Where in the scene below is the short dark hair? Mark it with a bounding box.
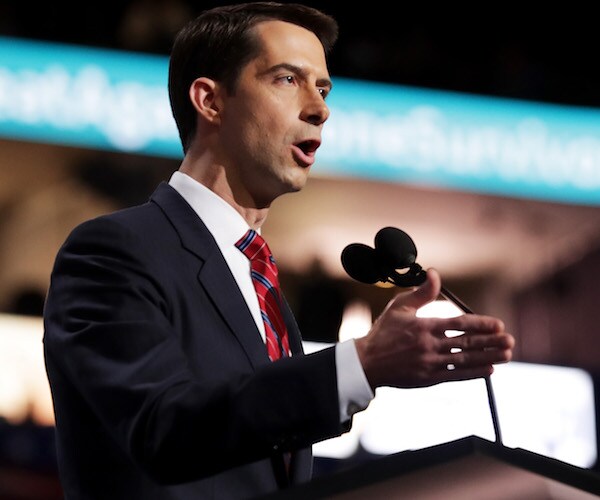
[168,2,339,153]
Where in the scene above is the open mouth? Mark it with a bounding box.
[295,139,320,156]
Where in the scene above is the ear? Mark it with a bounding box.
[189,77,222,124]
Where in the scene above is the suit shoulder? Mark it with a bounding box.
[70,200,162,237]
[68,182,188,237]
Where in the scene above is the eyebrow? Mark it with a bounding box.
[267,63,333,91]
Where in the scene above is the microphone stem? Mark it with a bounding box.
[440,286,503,446]
[440,286,472,315]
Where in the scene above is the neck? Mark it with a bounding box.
[178,158,269,231]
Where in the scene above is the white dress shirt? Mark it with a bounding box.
[168,171,373,422]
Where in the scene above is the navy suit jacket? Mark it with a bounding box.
[43,182,347,499]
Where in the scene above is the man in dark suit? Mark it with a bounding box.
[43,3,515,499]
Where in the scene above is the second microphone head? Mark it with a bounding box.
[374,226,418,270]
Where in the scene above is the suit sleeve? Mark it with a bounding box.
[43,215,348,484]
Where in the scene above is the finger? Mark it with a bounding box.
[430,314,505,338]
[433,365,496,383]
[439,331,514,352]
[437,344,513,369]
[393,268,442,312]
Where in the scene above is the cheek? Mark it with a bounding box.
[225,97,293,156]
[222,111,259,153]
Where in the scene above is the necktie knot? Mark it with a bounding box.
[236,229,276,272]
[236,229,290,361]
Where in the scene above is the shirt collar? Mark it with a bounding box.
[168,171,251,249]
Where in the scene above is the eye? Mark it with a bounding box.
[318,87,330,100]
[277,75,296,85]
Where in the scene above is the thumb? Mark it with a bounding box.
[397,268,441,311]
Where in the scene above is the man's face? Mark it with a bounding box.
[218,20,332,208]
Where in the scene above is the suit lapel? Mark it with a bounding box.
[150,182,270,370]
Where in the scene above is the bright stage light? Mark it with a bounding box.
[304,339,597,468]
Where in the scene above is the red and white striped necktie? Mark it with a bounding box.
[235,229,290,361]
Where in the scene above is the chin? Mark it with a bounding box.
[286,179,307,195]
[269,168,310,199]
[290,168,311,190]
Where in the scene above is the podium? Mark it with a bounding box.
[262,436,600,499]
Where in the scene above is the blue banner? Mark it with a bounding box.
[1,36,599,206]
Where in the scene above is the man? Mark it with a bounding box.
[43,3,514,499]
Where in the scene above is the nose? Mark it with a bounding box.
[300,88,330,126]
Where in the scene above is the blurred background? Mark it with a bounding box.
[1,2,600,498]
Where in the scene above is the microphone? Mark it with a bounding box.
[341,243,388,284]
[341,227,503,445]
[341,227,427,288]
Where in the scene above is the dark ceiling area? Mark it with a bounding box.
[1,2,599,109]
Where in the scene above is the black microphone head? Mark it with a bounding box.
[374,226,417,269]
[341,243,388,284]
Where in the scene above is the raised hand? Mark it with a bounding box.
[354,268,515,390]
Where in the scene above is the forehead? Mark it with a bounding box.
[250,20,328,72]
